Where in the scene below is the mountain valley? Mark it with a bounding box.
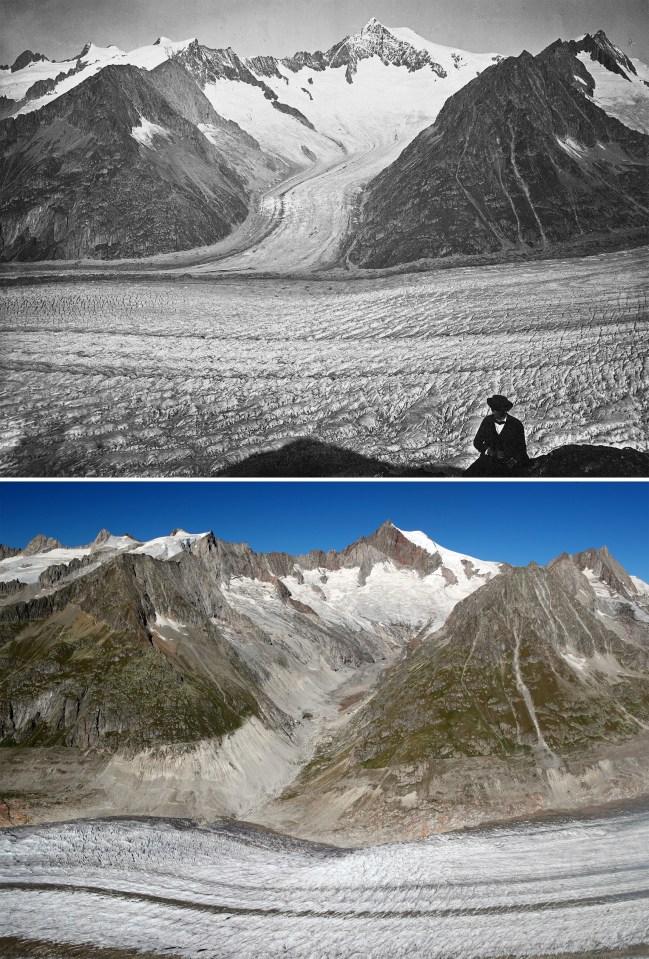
[1,521,648,844]
[1,20,648,268]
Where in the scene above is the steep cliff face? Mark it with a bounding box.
[345,37,649,267]
[0,61,280,260]
[0,552,266,749]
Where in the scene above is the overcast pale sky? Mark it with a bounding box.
[2,0,648,66]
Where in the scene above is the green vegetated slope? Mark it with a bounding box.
[0,553,261,748]
[352,565,649,770]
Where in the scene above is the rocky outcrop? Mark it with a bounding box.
[10,50,49,73]
[529,445,649,477]
[346,36,649,267]
[0,544,21,561]
[23,534,63,555]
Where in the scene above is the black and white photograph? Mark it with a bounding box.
[0,0,647,476]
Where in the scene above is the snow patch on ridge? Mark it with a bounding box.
[151,613,189,640]
[0,547,91,584]
[3,36,195,117]
[131,530,209,560]
[388,26,498,74]
[556,135,589,160]
[131,116,172,148]
[396,528,501,581]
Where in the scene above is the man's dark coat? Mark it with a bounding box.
[466,414,529,476]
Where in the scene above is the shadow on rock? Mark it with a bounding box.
[215,438,461,477]
[217,439,648,478]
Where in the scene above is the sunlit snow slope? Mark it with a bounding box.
[181,26,498,274]
[0,37,195,115]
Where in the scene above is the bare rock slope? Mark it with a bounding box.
[0,61,281,260]
[346,35,649,267]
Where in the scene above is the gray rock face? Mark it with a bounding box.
[11,50,49,73]
[569,545,640,599]
[0,60,281,260]
[0,544,21,561]
[23,535,63,556]
[346,36,649,267]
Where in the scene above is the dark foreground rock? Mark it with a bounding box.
[529,445,649,477]
[216,438,647,477]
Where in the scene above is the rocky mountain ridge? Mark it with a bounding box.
[0,19,492,261]
[346,35,649,267]
[0,522,647,839]
[3,21,646,265]
[266,552,649,842]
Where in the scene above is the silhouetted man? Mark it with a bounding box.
[465,395,529,476]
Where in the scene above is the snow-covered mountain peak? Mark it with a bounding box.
[131,529,210,560]
[396,527,502,581]
[360,17,389,35]
[77,41,125,63]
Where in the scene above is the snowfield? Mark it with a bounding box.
[1,247,646,475]
[1,807,648,958]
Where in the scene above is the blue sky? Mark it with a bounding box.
[3,0,648,67]
[1,481,647,579]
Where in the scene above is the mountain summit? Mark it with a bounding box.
[346,31,649,267]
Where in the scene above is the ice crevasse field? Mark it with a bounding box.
[1,805,649,958]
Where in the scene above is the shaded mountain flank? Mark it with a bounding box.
[345,35,649,268]
[1,525,648,840]
[0,59,283,260]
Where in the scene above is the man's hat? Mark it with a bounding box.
[487,394,513,412]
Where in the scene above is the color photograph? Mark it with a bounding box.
[2,0,649,956]
[1,480,649,956]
